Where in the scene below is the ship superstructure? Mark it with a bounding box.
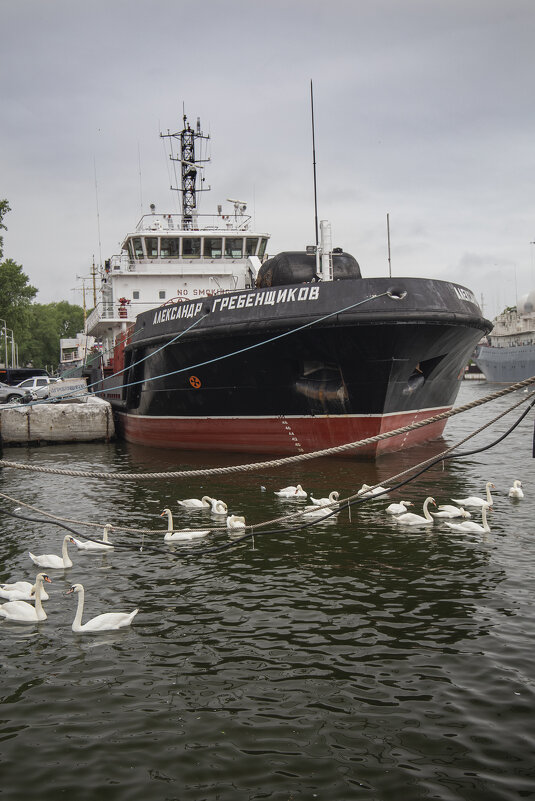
[82,114,269,377]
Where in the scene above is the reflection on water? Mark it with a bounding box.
[1,383,535,800]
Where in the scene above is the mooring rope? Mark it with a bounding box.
[1,375,534,480]
[0,386,533,545]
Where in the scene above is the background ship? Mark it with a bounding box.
[473,290,535,382]
[74,113,492,457]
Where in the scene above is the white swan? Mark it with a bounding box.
[310,491,340,507]
[161,508,210,541]
[452,482,495,508]
[0,578,50,601]
[358,483,390,498]
[444,506,491,533]
[177,495,213,510]
[67,583,138,633]
[395,497,436,526]
[385,500,413,515]
[210,499,228,515]
[508,480,524,499]
[274,484,307,499]
[227,514,246,530]
[0,573,51,622]
[29,535,76,568]
[432,505,472,519]
[72,524,114,551]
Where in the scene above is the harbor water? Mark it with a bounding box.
[1,381,534,801]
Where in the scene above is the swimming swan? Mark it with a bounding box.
[0,573,51,622]
[161,508,210,541]
[210,499,228,515]
[29,535,76,569]
[452,482,495,508]
[432,505,472,519]
[310,491,340,507]
[227,514,246,530]
[72,524,114,551]
[0,578,50,601]
[385,500,413,515]
[274,484,307,499]
[444,506,491,533]
[508,480,524,499]
[66,583,139,633]
[395,497,436,526]
[177,495,213,509]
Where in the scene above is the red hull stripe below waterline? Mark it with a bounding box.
[117,407,451,456]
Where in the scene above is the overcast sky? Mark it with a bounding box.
[1,0,534,320]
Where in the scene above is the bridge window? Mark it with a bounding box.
[246,237,258,256]
[160,237,178,258]
[183,238,201,258]
[258,238,268,258]
[159,290,166,300]
[145,237,158,258]
[132,237,144,259]
[205,237,222,258]
[133,291,140,300]
[225,237,243,258]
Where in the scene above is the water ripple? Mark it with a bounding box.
[1,384,535,799]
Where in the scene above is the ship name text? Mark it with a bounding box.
[152,286,321,325]
[212,285,320,313]
[453,286,477,305]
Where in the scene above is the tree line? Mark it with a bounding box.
[0,199,85,371]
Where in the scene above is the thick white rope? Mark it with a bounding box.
[0,385,533,539]
[1,375,534,480]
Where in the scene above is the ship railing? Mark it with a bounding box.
[106,253,131,272]
[85,300,117,331]
[134,211,252,232]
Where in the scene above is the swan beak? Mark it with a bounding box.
[65,586,75,596]
[43,575,52,583]
[69,537,76,544]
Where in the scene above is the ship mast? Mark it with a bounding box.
[161,114,210,230]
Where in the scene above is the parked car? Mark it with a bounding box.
[15,376,61,399]
[0,381,30,403]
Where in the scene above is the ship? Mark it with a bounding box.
[79,113,492,457]
[473,292,535,382]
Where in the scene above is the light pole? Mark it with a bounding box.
[5,328,15,367]
[0,318,8,369]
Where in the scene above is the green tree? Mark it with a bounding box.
[0,199,10,258]
[0,200,38,364]
[0,201,85,369]
[25,302,85,370]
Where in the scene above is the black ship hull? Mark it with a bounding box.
[107,276,490,457]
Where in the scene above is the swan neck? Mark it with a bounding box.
[34,579,44,615]
[167,510,173,531]
[61,537,72,567]
[423,498,433,520]
[73,587,85,630]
